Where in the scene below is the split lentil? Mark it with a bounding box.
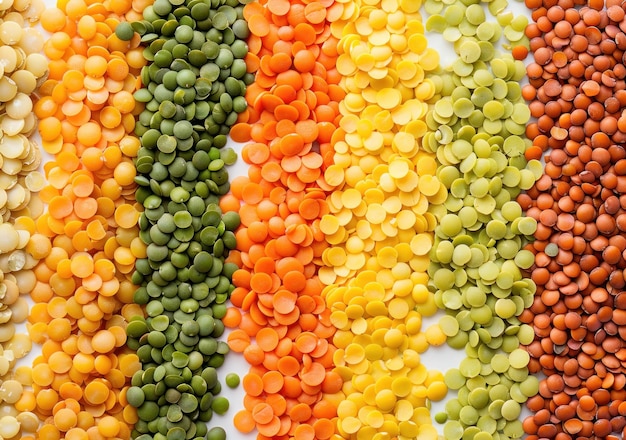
[19,0,626,438]
[424,0,541,437]
[0,0,50,437]
[224,0,348,437]
[29,0,147,436]
[0,0,47,220]
[319,0,449,439]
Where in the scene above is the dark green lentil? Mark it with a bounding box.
[116,21,135,41]
[121,0,250,437]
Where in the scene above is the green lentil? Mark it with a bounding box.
[116,21,135,41]
[210,396,230,415]
[122,0,250,437]
[435,412,448,424]
[425,0,537,435]
[225,373,240,388]
[207,427,227,440]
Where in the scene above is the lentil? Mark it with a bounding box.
[0,0,67,437]
[123,0,249,438]
[225,372,240,388]
[225,0,347,437]
[318,0,450,437]
[424,0,540,437]
[29,0,146,436]
[521,0,626,438]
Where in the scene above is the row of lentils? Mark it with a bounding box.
[521,0,626,438]
[27,0,149,437]
[320,0,450,438]
[220,0,350,436]
[423,0,543,438]
[117,0,250,438]
[0,0,49,438]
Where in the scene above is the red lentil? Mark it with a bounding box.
[227,0,347,437]
[522,0,626,438]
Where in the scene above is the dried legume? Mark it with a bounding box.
[29,0,146,436]
[224,0,348,438]
[122,0,249,438]
[424,0,540,437]
[319,0,449,439]
[0,0,49,436]
[521,0,626,438]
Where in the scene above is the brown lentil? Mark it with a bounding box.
[522,0,626,438]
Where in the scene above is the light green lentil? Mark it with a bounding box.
[435,412,448,424]
[225,373,240,388]
[427,0,537,435]
[544,242,559,257]
[500,400,521,421]
[444,420,464,440]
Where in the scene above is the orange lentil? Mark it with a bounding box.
[30,0,145,436]
[230,0,345,437]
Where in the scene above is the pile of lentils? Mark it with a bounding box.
[521,0,626,438]
[424,0,543,438]
[116,0,251,438]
